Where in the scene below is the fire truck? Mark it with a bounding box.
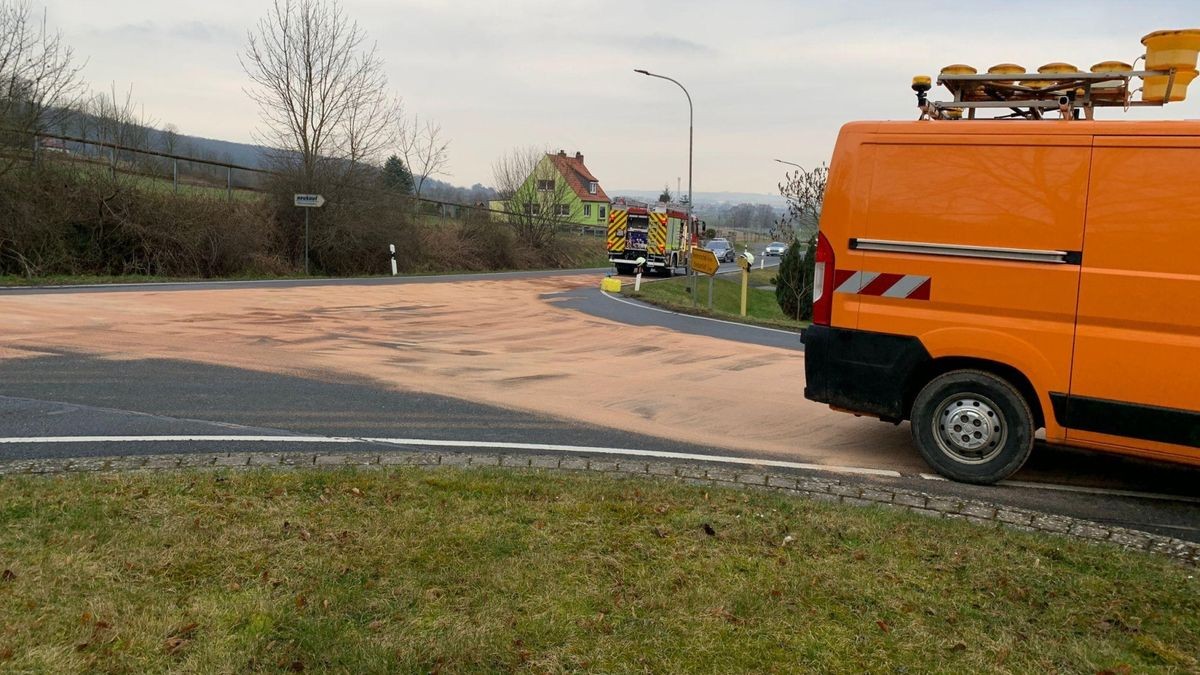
[606,198,699,275]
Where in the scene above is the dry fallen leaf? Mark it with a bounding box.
[0,569,15,582]
[876,620,891,633]
[164,636,189,655]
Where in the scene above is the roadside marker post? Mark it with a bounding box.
[389,244,397,276]
[633,256,646,292]
[738,252,755,317]
[294,194,326,275]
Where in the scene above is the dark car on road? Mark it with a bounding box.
[705,238,736,263]
[764,241,788,256]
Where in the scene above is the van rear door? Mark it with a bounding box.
[1063,137,1200,458]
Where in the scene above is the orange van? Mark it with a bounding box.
[802,120,1200,483]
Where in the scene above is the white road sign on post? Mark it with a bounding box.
[294,194,326,275]
[294,194,325,208]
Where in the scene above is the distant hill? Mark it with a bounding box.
[611,189,786,208]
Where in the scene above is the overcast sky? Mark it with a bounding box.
[39,0,1200,195]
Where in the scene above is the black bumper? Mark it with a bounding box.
[801,325,932,422]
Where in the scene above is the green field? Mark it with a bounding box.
[0,468,1195,672]
[623,268,806,330]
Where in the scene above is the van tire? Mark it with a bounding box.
[910,370,1034,484]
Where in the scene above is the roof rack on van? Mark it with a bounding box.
[913,29,1200,121]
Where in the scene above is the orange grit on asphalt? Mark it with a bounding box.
[0,274,923,471]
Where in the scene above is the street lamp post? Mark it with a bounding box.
[634,69,692,214]
[774,158,804,170]
[635,68,694,303]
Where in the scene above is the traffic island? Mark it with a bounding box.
[0,453,1197,672]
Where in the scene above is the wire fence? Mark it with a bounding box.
[9,128,779,244]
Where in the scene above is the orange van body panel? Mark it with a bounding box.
[817,119,1200,468]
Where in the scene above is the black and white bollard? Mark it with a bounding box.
[389,244,397,276]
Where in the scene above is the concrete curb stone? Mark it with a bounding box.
[1,449,1196,565]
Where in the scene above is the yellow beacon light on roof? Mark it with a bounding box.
[1142,29,1200,70]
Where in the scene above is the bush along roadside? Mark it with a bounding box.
[0,164,604,280]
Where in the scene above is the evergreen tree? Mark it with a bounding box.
[658,184,671,203]
[774,236,817,321]
[382,154,414,194]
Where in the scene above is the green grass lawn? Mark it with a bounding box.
[0,468,1195,672]
[624,270,806,331]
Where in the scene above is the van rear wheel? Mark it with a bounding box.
[910,370,1034,484]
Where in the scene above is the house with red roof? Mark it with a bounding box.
[490,150,611,227]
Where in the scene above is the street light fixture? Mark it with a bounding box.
[774,158,804,169]
[634,69,692,214]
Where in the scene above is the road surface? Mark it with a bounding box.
[2,266,1197,541]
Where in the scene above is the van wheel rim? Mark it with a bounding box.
[933,394,1007,465]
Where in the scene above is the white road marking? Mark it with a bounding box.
[599,291,802,337]
[361,438,898,476]
[4,435,1196,504]
[0,434,899,478]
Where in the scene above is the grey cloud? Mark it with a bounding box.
[609,32,718,56]
[86,20,239,44]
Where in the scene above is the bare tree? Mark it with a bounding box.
[775,162,829,320]
[0,0,84,171]
[493,147,575,249]
[240,0,392,189]
[395,106,449,200]
[777,161,828,240]
[161,123,180,155]
[86,83,155,173]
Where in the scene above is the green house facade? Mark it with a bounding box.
[491,150,610,226]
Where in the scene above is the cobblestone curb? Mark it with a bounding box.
[2,450,1196,565]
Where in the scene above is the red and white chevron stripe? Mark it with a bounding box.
[834,269,932,300]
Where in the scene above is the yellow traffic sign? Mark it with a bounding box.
[691,247,719,276]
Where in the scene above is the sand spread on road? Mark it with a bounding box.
[0,275,918,470]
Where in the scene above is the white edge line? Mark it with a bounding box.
[5,436,1197,503]
[0,434,900,478]
[599,290,802,337]
[361,437,900,477]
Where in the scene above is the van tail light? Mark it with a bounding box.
[812,231,836,326]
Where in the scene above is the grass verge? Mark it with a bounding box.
[0,468,1196,672]
[623,269,807,331]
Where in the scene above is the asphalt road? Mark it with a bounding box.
[2,349,1197,543]
[2,258,1198,542]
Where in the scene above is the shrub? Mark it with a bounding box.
[774,236,816,321]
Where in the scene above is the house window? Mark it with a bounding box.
[599,206,607,220]
[536,179,555,192]
[525,202,540,215]
[588,181,598,194]
[583,204,592,217]
[557,204,570,216]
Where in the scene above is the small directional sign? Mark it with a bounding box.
[294,193,326,208]
[690,247,720,276]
